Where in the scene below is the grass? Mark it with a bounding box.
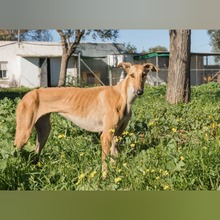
[0,83,220,190]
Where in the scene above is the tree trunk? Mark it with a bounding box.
[166,30,191,104]
[58,53,70,87]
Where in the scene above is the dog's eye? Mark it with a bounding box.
[130,73,135,78]
[142,73,147,78]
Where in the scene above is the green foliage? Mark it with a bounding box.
[148,45,168,53]
[0,83,220,190]
[207,30,220,63]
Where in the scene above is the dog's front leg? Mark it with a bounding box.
[100,131,112,177]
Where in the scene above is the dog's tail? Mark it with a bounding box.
[14,89,39,150]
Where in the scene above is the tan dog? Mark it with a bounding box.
[14,62,158,174]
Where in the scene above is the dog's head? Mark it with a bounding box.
[118,62,158,96]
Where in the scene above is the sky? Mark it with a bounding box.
[52,30,212,54]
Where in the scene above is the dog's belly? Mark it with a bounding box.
[59,113,103,132]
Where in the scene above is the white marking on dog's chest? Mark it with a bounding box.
[59,113,103,132]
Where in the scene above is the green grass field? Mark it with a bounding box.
[0,83,220,190]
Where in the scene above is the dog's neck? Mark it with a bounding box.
[115,76,136,112]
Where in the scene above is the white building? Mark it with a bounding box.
[0,41,132,88]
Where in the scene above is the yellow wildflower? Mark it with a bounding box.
[156,176,160,180]
[172,128,177,133]
[163,170,169,176]
[114,177,122,183]
[36,161,42,168]
[129,132,134,136]
[130,143,135,148]
[148,121,155,126]
[109,128,115,133]
[123,163,127,167]
[145,169,150,173]
[58,134,66,139]
[163,185,169,190]
[117,169,122,173]
[102,171,107,179]
[75,173,86,186]
[122,131,129,136]
[210,123,215,129]
[78,173,86,179]
[151,169,155,173]
[89,170,97,178]
[177,146,182,152]
[180,156,184,161]
[114,137,119,143]
[80,152,85,157]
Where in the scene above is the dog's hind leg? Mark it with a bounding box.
[34,113,51,156]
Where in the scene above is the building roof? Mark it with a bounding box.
[134,51,220,61]
[0,41,127,58]
[75,42,126,57]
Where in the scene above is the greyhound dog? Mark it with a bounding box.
[14,62,158,174]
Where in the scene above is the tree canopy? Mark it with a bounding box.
[207,30,220,62]
[0,30,52,41]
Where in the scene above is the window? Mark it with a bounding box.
[0,62,8,79]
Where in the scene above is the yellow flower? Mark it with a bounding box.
[117,169,122,173]
[210,123,215,129]
[122,131,129,136]
[172,128,177,133]
[156,176,160,180]
[129,132,134,136]
[109,128,115,133]
[130,143,135,148]
[102,171,107,179]
[177,146,182,152]
[78,173,86,179]
[89,170,97,178]
[151,169,155,173]
[163,185,169,190]
[145,169,150,173]
[180,156,184,161]
[208,115,212,119]
[148,121,155,126]
[36,161,42,168]
[114,177,122,183]
[75,173,86,186]
[80,152,85,157]
[163,170,169,176]
[58,134,66,139]
[123,163,127,167]
[114,137,119,143]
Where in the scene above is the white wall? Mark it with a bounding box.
[20,57,40,87]
[0,42,20,87]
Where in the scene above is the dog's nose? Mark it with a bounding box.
[137,89,144,96]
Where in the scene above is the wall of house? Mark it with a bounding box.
[0,42,21,87]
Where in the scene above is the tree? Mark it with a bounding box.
[148,45,168,52]
[124,42,137,53]
[207,30,220,63]
[0,29,52,41]
[56,29,119,86]
[166,30,191,104]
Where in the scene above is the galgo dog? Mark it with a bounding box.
[14,62,158,175]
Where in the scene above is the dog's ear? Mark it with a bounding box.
[118,62,132,72]
[143,63,159,72]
